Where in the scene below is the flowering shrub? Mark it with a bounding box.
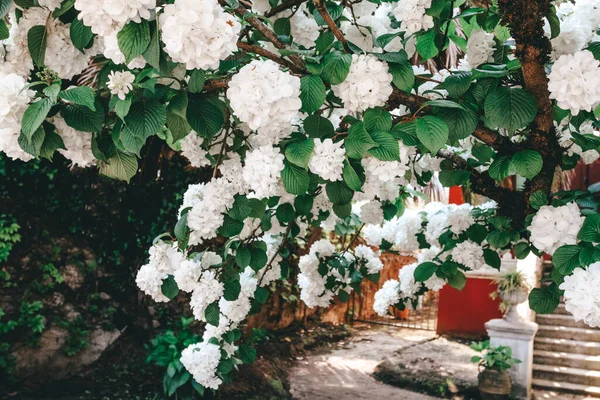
[2,0,600,393]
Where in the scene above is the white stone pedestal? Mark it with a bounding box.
[485,318,538,399]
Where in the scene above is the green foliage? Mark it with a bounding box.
[470,340,521,372]
[0,215,20,264]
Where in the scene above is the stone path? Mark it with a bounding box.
[288,324,438,400]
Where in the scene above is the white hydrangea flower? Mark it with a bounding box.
[393,211,423,251]
[201,251,223,268]
[74,0,155,37]
[373,279,400,316]
[392,0,434,36]
[557,120,600,164]
[148,240,185,275]
[332,54,393,113]
[447,204,475,235]
[160,0,240,70]
[174,259,203,293]
[527,202,584,254]
[363,157,404,182]
[308,139,345,181]
[179,183,205,215]
[136,263,169,302]
[363,224,384,247]
[53,115,96,168]
[399,262,421,297]
[360,201,384,225]
[38,0,62,11]
[560,262,600,328]
[227,60,301,143]
[107,71,135,100]
[467,29,495,68]
[190,270,224,321]
[572,0,600,31]
[180,342,223,390]
[180,132,210,168]
[242,145,285,199]
[290,5,320,48]
[0,73,35,162]
[550,16,591,60]
[450,240,485,270]
[354,244,383,274]
[219,296,251,323]
[548,50,600,115]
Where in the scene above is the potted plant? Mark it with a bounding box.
[470,340,521,399]
[491,271,530,322]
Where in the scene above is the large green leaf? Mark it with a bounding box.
[488,155,511,181]
[122,100,167,154]
[0,0,11,18]
[415,116,449,154]
[18,126,45,157]
[99,150,138,182]
[27,25,47,67]
[59,87,96,111]
[303,114,334,138]
[300,75,326,114]
[161,276,179,300]
[529,285,560,314]
[368,131,400,161]
[281,161,309,195]
[364,108,392,133]
[416,29,438,60]
[21,98,52,139]
[345,122,377,158]
[62,102,105,132]
[578,214,600,243]
[484,87,537,133]
[342,160,364,191]
[552,245,582,275]
[414,262,438,282]
[70,18,93,52]
[326,181,354,205]
[444,71,472,98]
[285,139,314,169]
[321,51,352,85]
[117,20,151,64]
[510,150,542,180]
[389,62,415,93]
[439,170,470,187]
[187,96,224,138]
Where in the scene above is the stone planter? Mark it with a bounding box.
[478,368,512,400]
[499,287,528,322]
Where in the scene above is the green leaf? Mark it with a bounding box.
[553,245,582,274]
[282,161,309,195]
[345,122,377,158]
[174,213,189,243]
[326,181,353,205]
[529,190,547,210]
[188,70,206,94]
[547,7,560,39]
[121,100,167,154]
[28,25,47,66]
[285,139,314,168]
[529,285,560,314]
[294,195,314,216]
[62,102,105,132]
[303,114,334,138]
[368,131,400,161]
[117,20,151,64]
[342,160,364,191]
[513,242,530,260]
[300,75,326,114]
[238,343,257,364]
[187,96,224,138]
[204,302,220,326]
[52,0,75,18]
[161,276,179,300]
[99,150,138,182]
[578,214,600,243]
[321,51,352,85]
[389,62,415,93]
[486,230,511,249]
[488,155,511,181]
[416,29,438,60]
[18,126,45,157]
[467,224,488,244]
[415,116,449,154]
[39,128,65,161]
[114,98,132,121]
[510,150,542,180]
[143,21,160,69]
[43,84,60,103]
[444,71,472,98]
[414,262,437,282]
[218,215,244,237]
[249,248,268,271]
[579,244,600,266]
[438,170,470,187]
[483,249,501,270]
[0,19,8,41]
[254,286,269,304]
[228,195,253,221]
[59,87,96,111]
[223,279,241,301]
[236,247,252,268]
[315,31,335,53]
[484,87,537,134]
[276,203,295,224]
[21,98,52,139]
[364,108,392,133]
[0,0,11,18]
[70,18,93,52]
[447,271,467,290]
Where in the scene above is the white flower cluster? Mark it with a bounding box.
[450,240,485,270]
[74,0,155,37]
[160,0,241,70]
[373,280,400,316]
[560,262,600,328]
[53,116,96,168]
[332,54,393,113]
[0,73,35,162]
[392,0,434,36]
[466,29,495,68]
[136,240,185,302]
[180,132,210,168]
[527,202,585,254]
[548,50,600,115]
[242,145,285,199]
[557,120,600,164]
[289,5,320,48]
[354,244,384,274]
[360,201,385,226]
[227,60,301,144]
[219,267,258,323]
[180,342,223,389]
[308,139,346,181]
[107,71,135,101]
[297,239,342,308]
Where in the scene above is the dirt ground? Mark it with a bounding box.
[288,323,439,400]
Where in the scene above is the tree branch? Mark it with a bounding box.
[266,0,307,17]
[237,41,305,73]
[313,0,351,53]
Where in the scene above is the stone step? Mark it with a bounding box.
[534,350,600,370]
[533,364,600,386]
[535,338,600,356]
[537,314,597,329]
[537,325,600,342]
[533,378,600,397]
[553,303,570,316]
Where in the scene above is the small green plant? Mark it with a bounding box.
[490,271,530,311]
[470,340,521,372]
[146,317,204,399]
[57,316,89,356]
[0,214,20,264]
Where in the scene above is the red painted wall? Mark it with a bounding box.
[436,277,503,339]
